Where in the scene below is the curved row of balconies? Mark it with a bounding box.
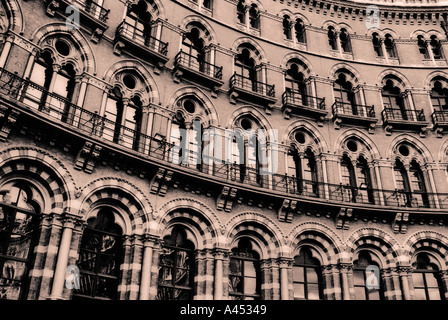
[1,66,447,212]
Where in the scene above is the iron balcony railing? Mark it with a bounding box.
[116,21,168,56]
[332,100,375,118]
[1,67,448,209]
[73,0,110,22]
[432,110,448,124]
[282,90,326,110]
[174,50,223,80]
[381,105,426,122]
[230,73,275,97]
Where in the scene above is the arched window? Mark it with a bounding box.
[327,26,338,50]
[393,158,410,204]
[282,15,292,40]
[57,63,77,122]
[412,253,444,300]
[372,33,383,57]
[104,86,143,151]
[285,63,307,105]
[341,154,357,202]
[157,227,195,300]
[228,117,265,186]
[356,156,374,204]
[228,131,246,182]
[27,51,77,118]
[237,0,245,24]
[170,112,187,165]
[29,51,53,101]
[339,28,352,53]
[382,79,407,120]
[248,4,259,29]
[353,251,382,300]
[75,209,123,300]
[409,160,429,207]
[417,35,430,59]
[229,238,261,300]
[202,0,212,9]
[293,247,322,300]
[0,183,41,300]
[288,147,318,196]
[295,19,306,44]
[430,35,443,60]
[431,80,448,112]
[393,158,428,207]
[333,73,357,115]
[384,34,397,59]
[181,27,206,72]
[125,0,154,47]
[234,48,257,92]
[169,98,205,170]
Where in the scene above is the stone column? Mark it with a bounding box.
[383,267,403,300]
[128,235,144,300]
[213,249,229,300]
[398,266,412,300]
[279,258,292,300]
[339,263,352,300]
[27,213,54,300]
[0,34,14,69]
[22,48,39,80]
[439,270,448,300]
[49,213,81,300]
[322,265,340,300]
[118,235,133,300]
[139,235,157,300]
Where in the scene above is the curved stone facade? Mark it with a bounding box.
[0,0,447,300]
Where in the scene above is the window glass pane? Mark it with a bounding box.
[394,169,405,190]
[174,289,191,300]
[0,261,27,300]
[244,277,257,295]
[428,288,441,300]
[414,288,427,300]
[412,273,424,288]
[175,269,190,287]
[293,266,304,282]
[306,268,318,283]
[341,165,351,185]
[158,265,173,285]
[29,64,47,87]
[355,286,366,300]
[244,261,257,277]
[229,259,242,276]
[99,254,118,275]
[354,270,365,286]
[294,283,305,299]
[307,283,320,300]
[229,275,242,294]
[95,277,118,299]
[53,74,70,98]
[78,251,97,272]
[367,288,381,300]
[424,273,439,287]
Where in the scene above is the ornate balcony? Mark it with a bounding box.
[381,106,428,136]
[46,0,110,43]
[431,110,448,136]
[282,90,327,123]
[332,99,377,133]
[1,66,448,212]
[114,21,169,69]
[173,50,224,96]
[229,73,277,110]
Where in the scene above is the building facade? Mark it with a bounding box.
[0,0,448,300]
